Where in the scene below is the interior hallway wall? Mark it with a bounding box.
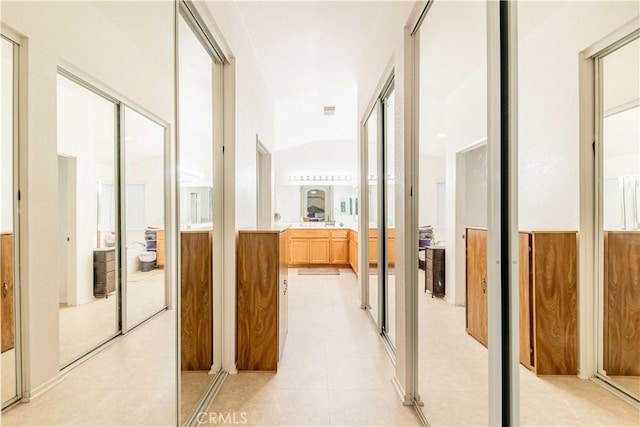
[1,0,174,396]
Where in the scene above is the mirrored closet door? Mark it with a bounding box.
[1,33,20,409]
[57,72,120,367]
[597,34,640,401]
[178,2,225,423]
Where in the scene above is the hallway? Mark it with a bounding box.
[205,268,420,426]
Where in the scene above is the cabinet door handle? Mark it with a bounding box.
[2,283,8,296]
[481,278,487,294]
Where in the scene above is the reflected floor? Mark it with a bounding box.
[416,269,640,426]
[206,268,420,427]
[368,269,396,346]
[181,371,215,424]
[59,269,165,365]
[2,310,176,426]
[2,348,16,403]
[609,376,640,399]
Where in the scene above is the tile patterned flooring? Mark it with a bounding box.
[204,268,421,427]
[2,266,638,426]
[2,310,177,426]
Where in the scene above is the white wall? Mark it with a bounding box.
[205,2,276,231]
[418,154,446,237]
[517,1,640,230]
[1,0,174,395]
[1,38,13,233]
[273,139,358,186]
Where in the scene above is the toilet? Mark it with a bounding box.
[139,251,157,272]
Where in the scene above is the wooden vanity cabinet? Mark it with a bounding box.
[237,228,288,371]
[349,230,358,274]
[466,228,577,375]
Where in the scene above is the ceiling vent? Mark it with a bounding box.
[322,105,336,116]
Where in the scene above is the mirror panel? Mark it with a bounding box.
[1,35,17,407]
[600,36,640,399]
[56,73,120,367]
[124,106,167,329]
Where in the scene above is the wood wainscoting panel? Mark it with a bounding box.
[604,231,640,376]
[180,231,212,370]
[532,232,577,375]
[1,233,15,352]
[237,232,279,371]
[519,233,533,369]
[466,228,488,347]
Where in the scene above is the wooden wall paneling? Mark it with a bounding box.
[180,231,212,370]
[519,233,533,369]
[466,228,488,347]
[604,231,640,375]
[532,232,577,375]
[1,234,15,352]
[237,232,279,371]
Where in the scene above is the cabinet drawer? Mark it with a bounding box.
[331,230,349,239]
[94,260,116,274]
[426,258,444,272]
[94,270,115,285]
[289,229,331,239]
[94,249,115,262]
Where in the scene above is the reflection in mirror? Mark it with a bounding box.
[56,73,119,367]
[274,185,358,227]
[178,10,217,424]
[1,35,18,407]
[124,106,167,329]
[600,36,640,399]
[383,87,396,346]
[366,108,379,326]
[302,186,329,221]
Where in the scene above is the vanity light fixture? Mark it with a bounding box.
[288,174,354,182]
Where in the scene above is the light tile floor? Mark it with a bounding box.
[2,310,177,426]
[204,268,421,427]
[415,269,640,426]
[59,269,166,365]
[1,348,16,403]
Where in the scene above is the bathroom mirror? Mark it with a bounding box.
[274,185,358,225]
[180,186,213,229]
[302,186,329,221]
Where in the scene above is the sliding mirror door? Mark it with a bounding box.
[382,84,396,346]
[597,34,640,401]
[178,4,224,422]
[123,106,168,329]
[57,73,120,367]
[365,107,380,328]
[1,34,20,408]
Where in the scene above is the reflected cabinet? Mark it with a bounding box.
[466,228,578,375]
[237,229,288,371]
[603,231,640,376]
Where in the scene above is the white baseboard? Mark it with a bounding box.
[392,375,413,405]
[23,374,65,402]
